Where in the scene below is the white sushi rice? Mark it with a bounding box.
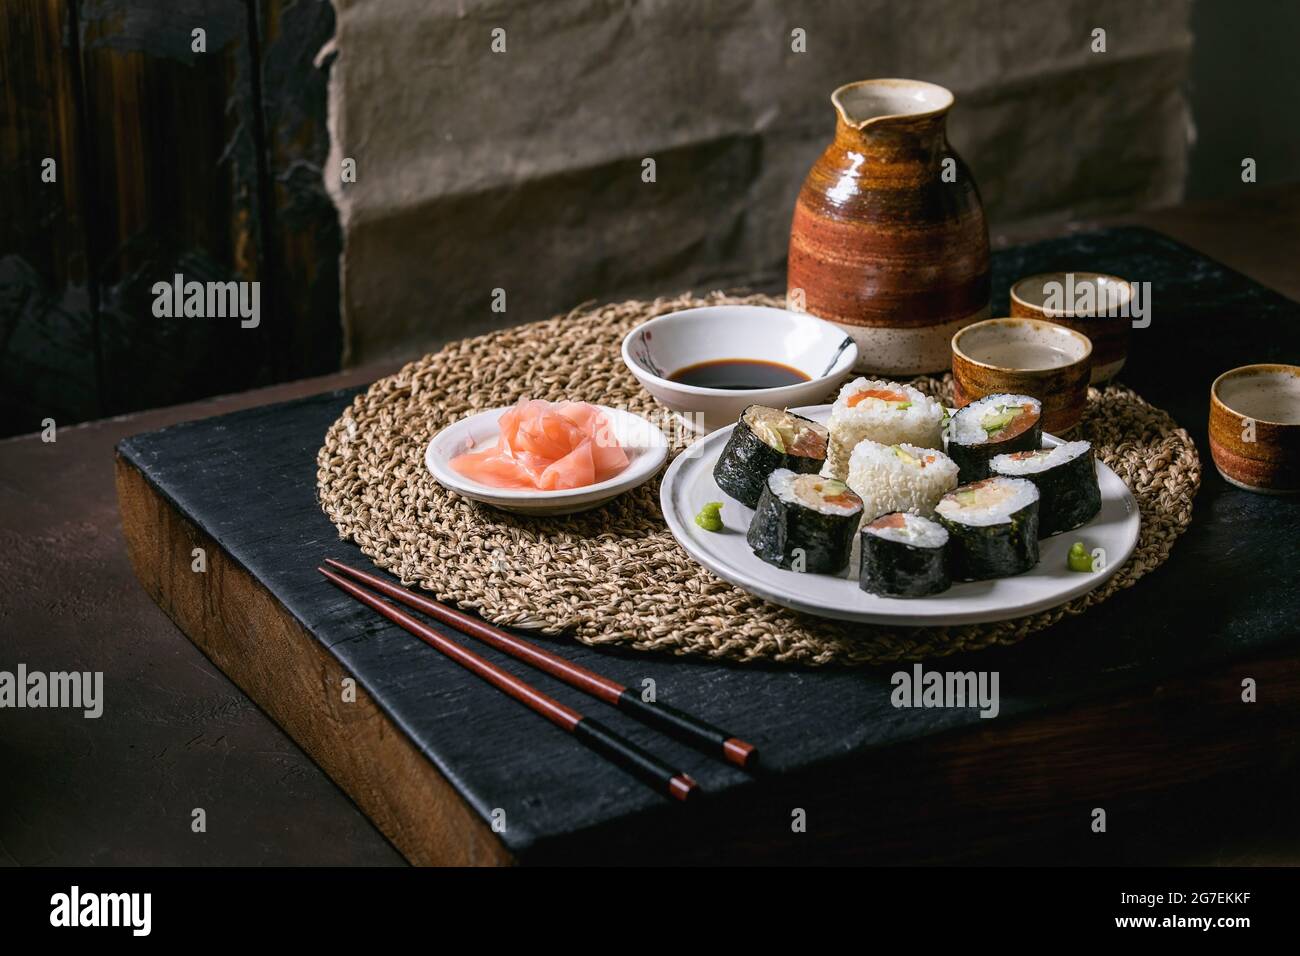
[936,476,1039,527]
[768,468,862,516]
[862,512,949,548]
[950,394,1042,447]
[824,378,945,479]
[991,440,1090,475]
[846,440,960,522]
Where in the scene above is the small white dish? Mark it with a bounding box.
[660,404,1141,625]
[621,305,858,433]
[426,405,668,515]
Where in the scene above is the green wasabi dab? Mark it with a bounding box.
[1067,541,1093,572]
[695,501,724,532]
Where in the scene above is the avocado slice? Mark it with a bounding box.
[891,444,919,466]
[980,405,1021,435]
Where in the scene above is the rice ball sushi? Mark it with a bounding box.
[846,440,959,523]
[713,405,829,508]
[859,512,951,598]
[935,476,1040,580]
[824,378,945,479]
[947,394,1043,483]
[990,440,1101,537]
[746,469,862,574]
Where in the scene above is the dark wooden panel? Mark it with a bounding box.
[76,0,273,415]
[116,229,1300,863]
[253,0,341,380]
[1,0,345,436]
[0,0,100,431]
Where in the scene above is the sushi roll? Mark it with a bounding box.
[846,440,959,523]
[947,394,1043,483]
[714,405,829,508]
[859,512,951,598]
[746,469,862,573]
[825,378,945,479]
[990,440,1101,537]
[935,476,1040,580]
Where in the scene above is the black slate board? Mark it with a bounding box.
[118,228,1300,860]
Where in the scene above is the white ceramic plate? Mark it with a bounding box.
[660,404,1141,624]
[427,405,668,515]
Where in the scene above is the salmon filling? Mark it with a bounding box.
[868,512,907,530]
[847,388,909,408]
[983,405,1039,441]
[743,406,828,458]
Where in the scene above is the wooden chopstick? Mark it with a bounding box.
[318,565,699,802]
[323,558,758,769]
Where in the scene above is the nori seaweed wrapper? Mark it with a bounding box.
[858,525,951,598]
[713,406,827,507]
[746,482,858,574]
[991,445,1101,537]
[938,493,1040,580]
[948,400,1043,483]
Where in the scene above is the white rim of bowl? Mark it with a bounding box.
[1211,363,1300,428]
[951,317,1093,373]
[619,308,858,397]
[1009,272,1133,318]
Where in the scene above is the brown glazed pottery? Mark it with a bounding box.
[1010,272,1133,384]
[951,318,1092,435]
[788,78,990,375]
[1209,364,1300,493]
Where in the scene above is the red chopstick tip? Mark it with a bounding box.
[723,737,757,769]
[669,774,699,802]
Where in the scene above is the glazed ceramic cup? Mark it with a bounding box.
[1208,364,1300,493]
[951,318,1093,435]
[1010,272,1132,384]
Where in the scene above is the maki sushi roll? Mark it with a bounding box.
[947,394,1043,482]
[990,441,1101,537]
[859,512,951,598]
[825,378,946,479]
[935,476,1040,580]
[714,405,828,508]
[746,469,862,573]
[847,440,959,523]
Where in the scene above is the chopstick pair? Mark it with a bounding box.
[319,559,757,802]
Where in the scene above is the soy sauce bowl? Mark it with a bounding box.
[621,306,858,432]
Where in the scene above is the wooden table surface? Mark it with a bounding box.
[4,186,1299,865]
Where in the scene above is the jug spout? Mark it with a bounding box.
[831,78,954,132]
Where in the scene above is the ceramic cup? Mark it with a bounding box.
[1010,272,1132,384]
[1208,364,1300,493]
[951,318,1093,435]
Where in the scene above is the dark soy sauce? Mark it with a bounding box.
[668,358,810,390]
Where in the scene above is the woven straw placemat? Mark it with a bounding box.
[317,293,1200,666]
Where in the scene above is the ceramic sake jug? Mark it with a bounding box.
[788,79,990,375]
